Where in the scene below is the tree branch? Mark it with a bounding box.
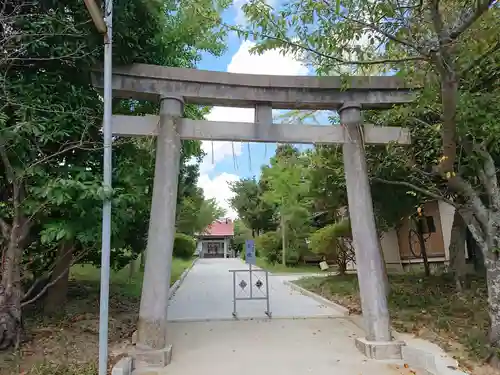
[0,137,15,183]
[448,0,496,40]
[371,177,458,207]
[459,206,488,252]
[448,174,490,229]
[24,141,93,173]
[339,14,427,55]
[21,247,89,307]
[232,27,426,66]
[20,266,71,307]
[460,38,500,78]
[429,0,446,39]
[0,217,10,239]
[472,144,500,211]
[372,175,492,246]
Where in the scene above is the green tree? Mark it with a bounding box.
[309,219,353,274]
[229,177,276,236]
[0,0,229,348]
[231,219,253,256]
[261,145,310,265]
[177,192,225,235]
[240,0,500,361]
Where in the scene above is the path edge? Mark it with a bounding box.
[169,256,199,300]
[283,279,350,316]
[289,282,469,375]
[349,315,469,375]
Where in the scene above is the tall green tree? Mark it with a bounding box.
[261,145,310,265]
[231,219,253,255]
[0,0,229,348]
[229,177,276,236]
[241,0,500,362]
[177,193,225,235]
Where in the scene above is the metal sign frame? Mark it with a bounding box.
[229,267,271,319]
[229,239,271,318]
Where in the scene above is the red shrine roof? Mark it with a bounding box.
[201,219,234,237]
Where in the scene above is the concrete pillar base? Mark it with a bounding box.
[130,344,173,368]
[355,337,405,360]
[111,356,133,375]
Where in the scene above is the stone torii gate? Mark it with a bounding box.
[92,64,413,367]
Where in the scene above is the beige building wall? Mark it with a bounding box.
[342,200,467,272]
[380,229,403,272]
[397,200,446,260]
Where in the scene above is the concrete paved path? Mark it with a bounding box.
[157,319,408,375]
[167,258,345,321]
[151,259,408,375]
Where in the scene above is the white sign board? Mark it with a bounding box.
[245,240,256,265]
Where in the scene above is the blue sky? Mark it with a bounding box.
[194,2,331,218]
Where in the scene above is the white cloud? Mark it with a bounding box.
[198,172,240,219]
[198,40,308,219]
[232,0,276,25]
[228,41,308,76]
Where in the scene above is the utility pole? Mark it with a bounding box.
[83,1,113,375]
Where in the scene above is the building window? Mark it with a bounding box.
[421,216,436,233]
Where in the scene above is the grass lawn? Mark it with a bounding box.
[70,256,194,297]
[0,257,195,375]
[296,273,490,371]
[255,257,328,274]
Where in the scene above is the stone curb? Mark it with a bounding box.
[271,272,332,277]
[397,334,469,375]
[168,257,198,300]
[348,315,469,375]
[283,280,350,316]
[289,285,469,375]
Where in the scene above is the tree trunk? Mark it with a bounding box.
[140,252,145,271]
[337,240,347,275]
[44,241,74,315]
[416,218,431,277]
[466,213,500,367]
[128,258,136,283]
[485,247,500,367]
[0,222,24,350]
[449,210,467,291]
[466,229,486,276]
[129,257,141,282]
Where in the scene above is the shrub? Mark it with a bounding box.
[173,233,196,260]
[285,246,301,266]
[308,219,354,274]
[255,231,282,264]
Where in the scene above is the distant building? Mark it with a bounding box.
[375,200,474,273]
[313,200,479,273]
[195,218,235,258]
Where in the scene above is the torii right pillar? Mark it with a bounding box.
[340,102,405,359]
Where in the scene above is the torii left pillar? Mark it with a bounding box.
[134,95,183,367]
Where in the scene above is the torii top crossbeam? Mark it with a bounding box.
[91,63,414,109]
